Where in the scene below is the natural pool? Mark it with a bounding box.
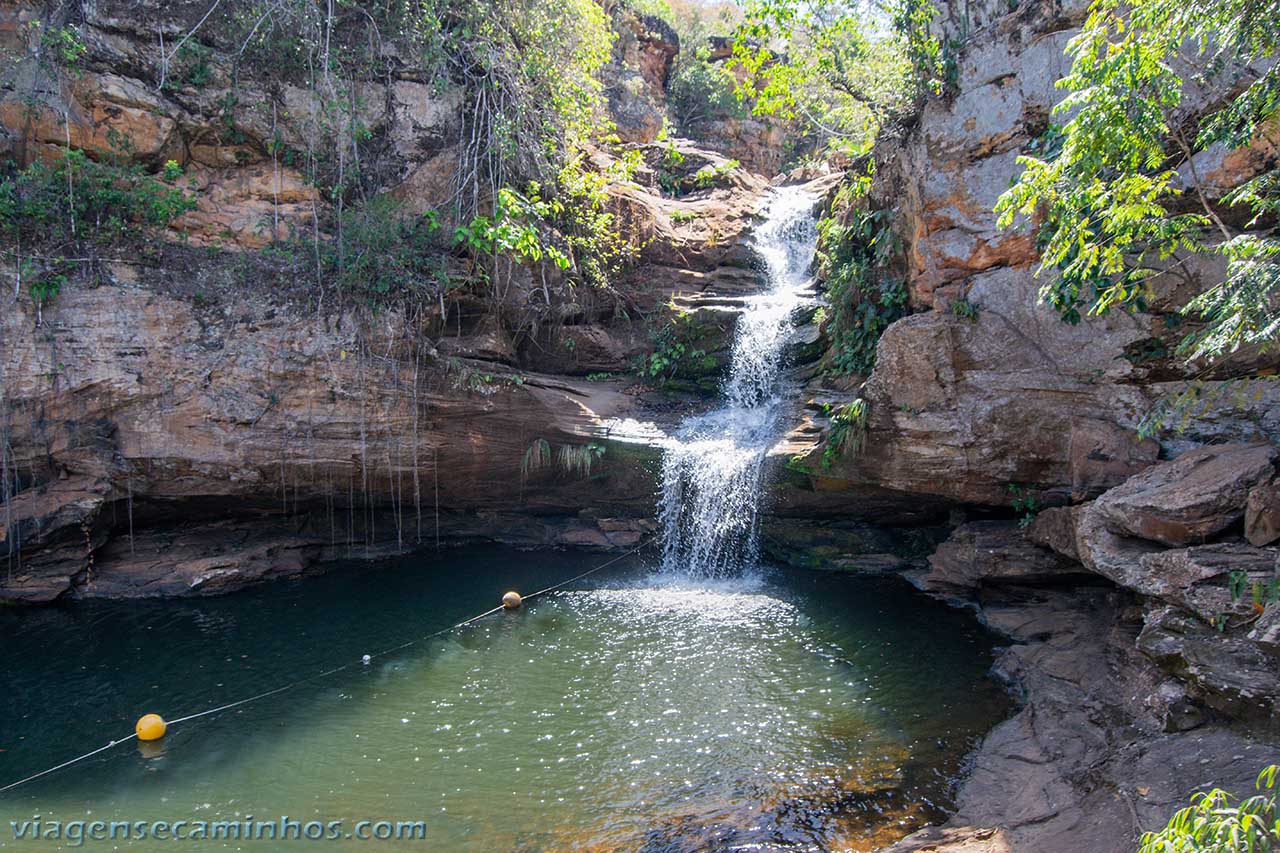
[0,548,1010,851]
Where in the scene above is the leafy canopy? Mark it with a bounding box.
[726,0,946,154]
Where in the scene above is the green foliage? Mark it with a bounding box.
[0,147,195,309]
[1227,570,1280,611]
[891,0,952,97]
[38,23,87,71]
[169,41,213,88]
[321,197,447,302]
[1139,765,1279,852]
[693,159,741,189]
[521,438,606,480]
[454,186,571,272]
[817,173,908,376]
[821,398,869,469]
[217,0,629,299]
[551,154,640,290]
[670,45,749,128]
[656,141,687,194]
[950,297,979,322]
[638,312,718,385]
[1007,484,1040,527]
[726,0,944,155]
[520,438,553,482]
[1136,376,1279,440]
[557,442,606,478]
[994,0,1280,370]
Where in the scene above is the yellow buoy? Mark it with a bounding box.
[502,591,523,610]
[135,713,167,741]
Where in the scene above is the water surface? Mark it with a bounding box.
[0,549,1008,851]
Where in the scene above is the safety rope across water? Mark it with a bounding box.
[0,538,654,796]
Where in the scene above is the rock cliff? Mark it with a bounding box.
[0,0,776,601]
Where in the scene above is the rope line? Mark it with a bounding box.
[0,538,653,796]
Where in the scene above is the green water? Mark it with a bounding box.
[0,548,1009,851]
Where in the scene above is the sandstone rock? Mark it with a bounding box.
[921,521,1083,594]
[884,826,1013,852]
[682,115,791,176]
[602,5,678,143]
[799,266,1156,510]
[0,72,183,166]
[174,163,320,248]
[1092,444,1278,546]
[761,518,944,570]
[1250,605,1280,653]
[904,584,1273,853]
[1068,418,1159,501]
[436,317,518,364]
[73,521,326,598]
[1246,475,1280,546]
[0,285,664,602]
[1134,543,1277,624]
[1025,506,1080,561]
[1138,603,1280,722]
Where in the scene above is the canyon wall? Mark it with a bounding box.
[0,0,787,601]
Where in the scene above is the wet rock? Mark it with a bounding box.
[761,518,945,570]
[73,521,328,598]
[884,585,1276,853]
[1090,444,1278,546]
[885,826,1013,852]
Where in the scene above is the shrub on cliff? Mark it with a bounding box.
[0,147,194,321]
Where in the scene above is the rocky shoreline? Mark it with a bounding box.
[884,445,1279,852]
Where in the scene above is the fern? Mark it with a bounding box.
[520,439,552,482]
[556,443,605,478]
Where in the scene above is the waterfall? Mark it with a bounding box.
[659,187,819,577]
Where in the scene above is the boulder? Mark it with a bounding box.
[1067,418,1159,501]
[1091,444,1278,546]
[1134,543,1277,624]
[602,6,678,143]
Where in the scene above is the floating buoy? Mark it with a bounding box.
[135,714,167,742]
[502,591,523,610]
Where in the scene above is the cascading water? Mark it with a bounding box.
[659,187,818,577]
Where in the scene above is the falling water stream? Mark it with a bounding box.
[660,188,818,577]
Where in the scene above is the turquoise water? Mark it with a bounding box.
[0,548,1009,851]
